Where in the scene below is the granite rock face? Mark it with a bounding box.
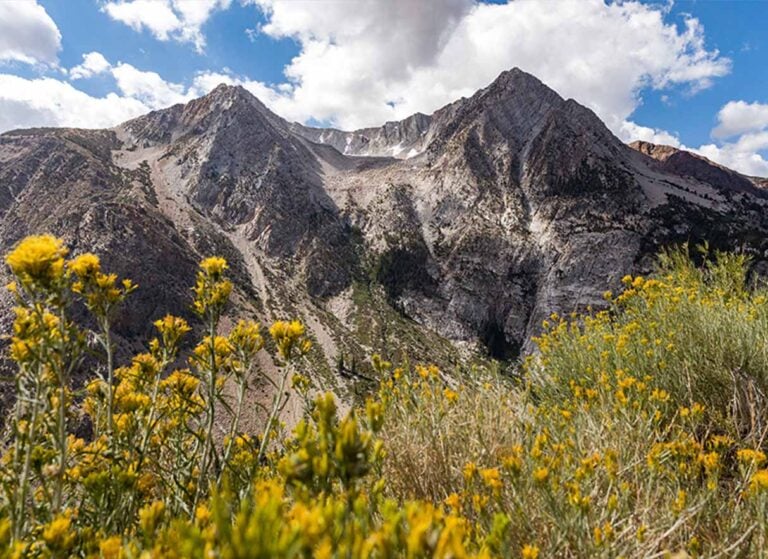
[1,68,767,381]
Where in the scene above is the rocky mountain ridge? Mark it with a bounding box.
[1,68,767,400]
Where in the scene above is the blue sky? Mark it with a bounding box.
[1,0,767,176]
[632,1,768,149]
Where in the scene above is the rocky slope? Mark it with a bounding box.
[1,68,767,397]
[629,140,767,197]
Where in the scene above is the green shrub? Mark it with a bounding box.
[3,236,768,558]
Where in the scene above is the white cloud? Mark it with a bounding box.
[695,138,768,177]
[189,70,284,106]
[102,0,231,51]
[247,0,729,131]
[107,63,279,109]
[620,100,768,177]
[0,1,61,65]
[619,120,681,147]
[68,52,195,108]
[6,0,766,178]
[0,0,735,137]
[0,61,276,133]
[619,109,768,177]
[686,104,768,176]
[250,0,768,177]
[712,100,768,139]
[69,52,112,80]
[111,62,190,107]
[0,74,148,131]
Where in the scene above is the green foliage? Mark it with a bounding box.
[380,246,768,557]
[2,237,768,558]
[533,245,768,439]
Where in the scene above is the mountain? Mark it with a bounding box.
[629,140,767,197]
[1,68,767,395]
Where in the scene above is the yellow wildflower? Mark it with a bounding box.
[195,504,211,524]
[68,252,100,277]
[737,448,766,466]
[444,493,462,512]
[42,515,75,551]
[139,500,165,534]
[99,536,123,559]
[673,489,687,513]
[532,467,549,485]
[6,235,68,286]
[480,468,503,492]
[750,469,768,493]
[443,388,459,403]
[269,319,309,360]
[199,256,228,277]
[463,462,478,481]
[521,544,540,559]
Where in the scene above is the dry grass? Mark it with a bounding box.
[377,248,768,557]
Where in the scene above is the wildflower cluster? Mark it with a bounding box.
[376,247,768,557]
[0,236,317,556]
[3,238,768,558]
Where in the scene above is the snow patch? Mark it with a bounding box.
[406,148,421,158]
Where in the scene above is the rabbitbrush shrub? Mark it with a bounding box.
[1,237,768,558]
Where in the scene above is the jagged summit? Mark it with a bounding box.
[119,82,288,149]
[199,83,279,121]
[1,66,767,381]
[290,68,566,159]
[478,67,559,99]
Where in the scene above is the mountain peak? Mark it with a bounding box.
[4,65,768,372]
[119,81,285,146]
[194,83,270,115]
[481,67,560,100]
[206,83,254,103]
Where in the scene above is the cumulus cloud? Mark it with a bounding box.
[102,0,231,51]
[247,0,730,132]
[712,101,768,139]
[67,52,193,107]
[189,70,286,106]
[69,52,112,80]
[247,0,768,177]
[0,1,61,65]
[619,121,682,148]
[16,0,731,140]
[111,63,190,107]
[695,137,768,177]
[103,0,730,133]
[0,59,277,133]
[108,63,280,109]
[686,103,768,176]
[601,109,768,178]
[0,74,148,131]
[5,0,766,177]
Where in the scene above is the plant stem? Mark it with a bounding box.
[220,377,247,482]
[13,374,42,542]
[54,378,66,513]
[193,314,218,513]
[257,365,291,464]
[103,316,114,446]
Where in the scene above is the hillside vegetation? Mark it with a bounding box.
[1,236,768,558]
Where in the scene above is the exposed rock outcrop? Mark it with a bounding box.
[1,68,767,391]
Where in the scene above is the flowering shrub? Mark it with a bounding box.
[1,237,768,558]
[379,247,768,557]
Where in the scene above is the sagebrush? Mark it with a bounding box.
[1,236,768,558]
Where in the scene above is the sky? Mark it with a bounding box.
[1,0,767,177]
